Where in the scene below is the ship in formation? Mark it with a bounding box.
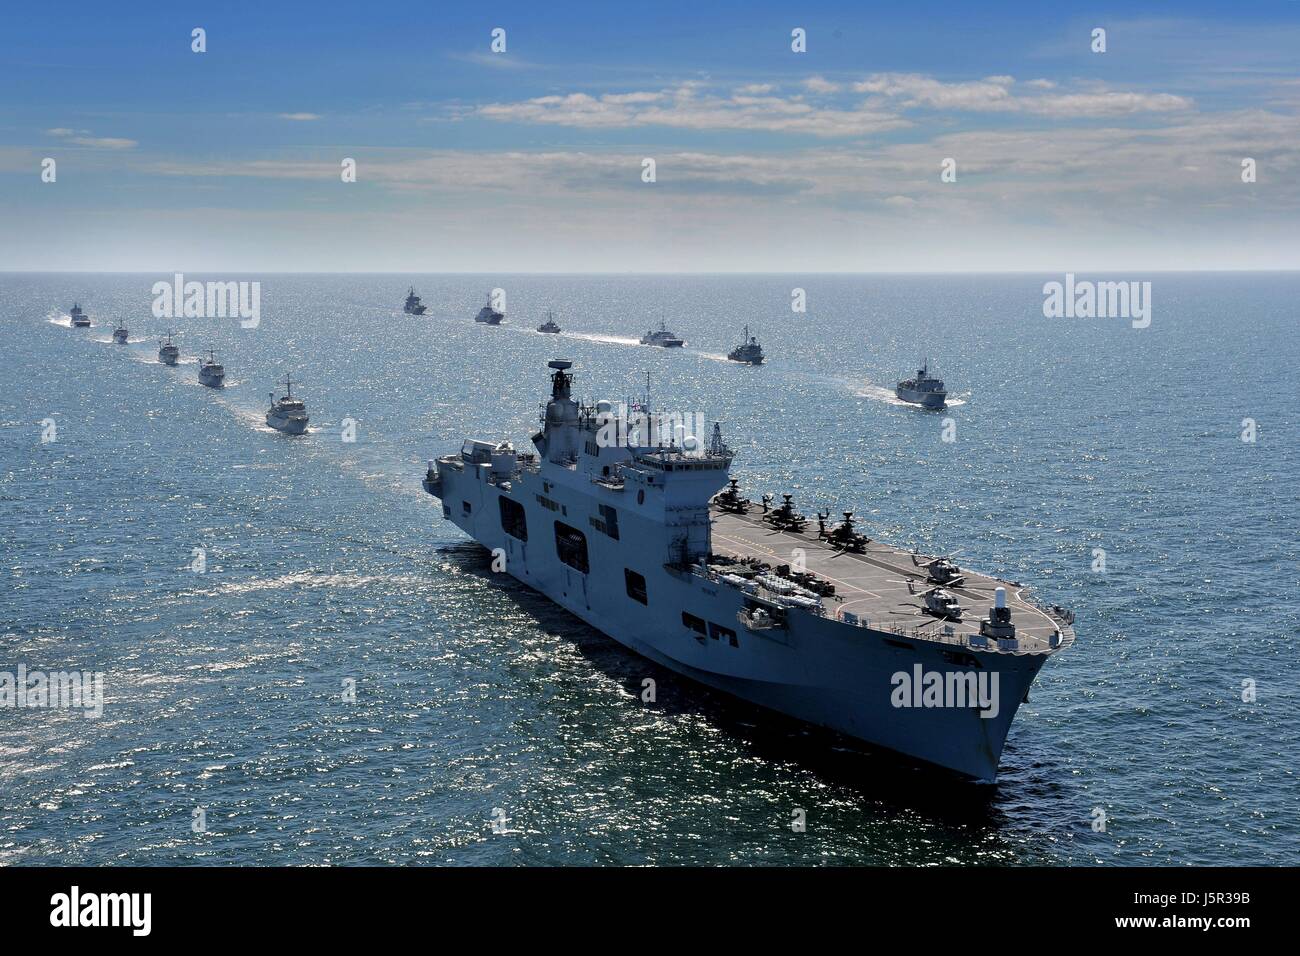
[157,331,180,366]
[726,325,765,364]
[640,321,684,348]
[421,358,1074,781]
[112,321,129,344]
[537,312,561,334]
[474,294,505,324]
[895,359,947,409]
[198,350,226,388]
[403,288,428,315]
[69,303,91,328]
[266,375,309,434]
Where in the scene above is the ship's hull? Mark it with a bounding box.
[112,331,129,343]
[266,414,307,434]
[895,386,946,409]
[404,305,427,315]
[425,466,1040,781]
[727,352,763,365]
[72,319,91,328]
[159,351,179,366]
[199,371,225,388]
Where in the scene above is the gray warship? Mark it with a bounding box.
[537,311,561,334]
[726,325,765,364]
[69,303,91,328]
[421,359,1074,781]
[640,321,684,348]
[112,321,129,344]
[895,359,947,409]
[403,288,428,315]
[157,331,180,366]
[198,350,225,388]
[474,294,505,324]
[266,375,309,434]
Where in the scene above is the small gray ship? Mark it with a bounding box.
[421,359,1074,781]
[198,350,225,388]
[726,325,765,365]
[69,303,91,328]
[403,287,428,315]
[112,321,129,344]
[158,331,180,366]
[640,320,684,348]
[266,375,308,434]
[895,359,947,409]
[537,312,561,334]
[474,294,505,325]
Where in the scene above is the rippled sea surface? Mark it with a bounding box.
[2,272,1297,865]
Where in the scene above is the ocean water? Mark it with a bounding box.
[1,272,1296,866]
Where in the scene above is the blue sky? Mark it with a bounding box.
[2,0,1298,271]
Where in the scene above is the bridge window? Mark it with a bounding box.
[554,521,588,574]
[624,569,648,605]
[498,495,527,541]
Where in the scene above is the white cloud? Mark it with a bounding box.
[803,76,842,94]
[46,127,137,148]
[279,112,321,121]
[475,84,907,137]
[854,72,1193,116]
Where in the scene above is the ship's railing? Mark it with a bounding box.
[838,614,1062,656]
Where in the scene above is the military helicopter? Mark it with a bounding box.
[764,493,808,532]
[902,579,965,622]
[712,478,749,515]
[823,511,869,553]
[911,551,966,586]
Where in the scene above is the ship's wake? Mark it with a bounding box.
[853,380,967,409]
[562,331,644,347]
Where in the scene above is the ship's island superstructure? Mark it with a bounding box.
[422,359,1073,780]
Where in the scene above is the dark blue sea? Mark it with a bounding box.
[2,272,1297,865]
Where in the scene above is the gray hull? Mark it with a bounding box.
[895,386,946,409]
[425,470,1044,781]
[267,414,307,434]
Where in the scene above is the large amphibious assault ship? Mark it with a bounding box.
[422,360,1074,780]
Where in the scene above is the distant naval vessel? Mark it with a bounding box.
[474,294,505,324]
[640,321,684,348]
[69,304,91,328]
[266,375,309,434]
[727,325,764,364]
[537,312,561,334]
[158,331,180,366]
[198,350,225,388]
[421,359,1074,780]
[403,288,428,315]
[112,321,129,344]
[895,359,947,409]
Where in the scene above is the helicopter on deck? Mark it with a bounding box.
[763,493,808,532]
[819,510,869,553]
[712,478,750,515]
[903,580,965,622]
[912,552,967,587]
